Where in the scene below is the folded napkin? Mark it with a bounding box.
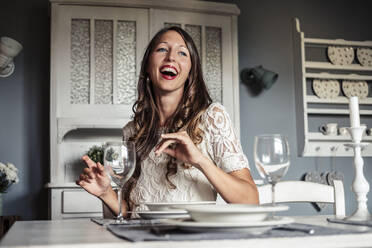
[327,217,372,227]
[107,223,366,242]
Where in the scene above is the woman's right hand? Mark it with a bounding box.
[76,155,111,198]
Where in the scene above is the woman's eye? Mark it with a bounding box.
[156,47,167,52]
[179,51,187,57]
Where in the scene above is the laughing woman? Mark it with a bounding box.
[77,26,259,217]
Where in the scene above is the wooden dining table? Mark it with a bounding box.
[1,215,371,248]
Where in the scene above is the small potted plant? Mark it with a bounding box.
[0,162,19,215]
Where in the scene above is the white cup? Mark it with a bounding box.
[338,127,349,136]
[0,37,22,69]
[320,123,338,136]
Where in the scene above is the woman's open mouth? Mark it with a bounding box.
[160,65,178,80]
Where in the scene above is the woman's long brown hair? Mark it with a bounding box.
[123,26,212,210]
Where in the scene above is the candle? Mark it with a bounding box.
[349,96,360,128]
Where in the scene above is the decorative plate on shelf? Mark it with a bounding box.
[312,79,340,99]
[342,80,369,99]
[327,46,354,65]
[356,48,372,67]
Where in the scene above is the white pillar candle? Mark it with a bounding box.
[349,96,360,128]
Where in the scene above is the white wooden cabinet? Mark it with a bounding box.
[293,18,372,157]
[48,0,240,219]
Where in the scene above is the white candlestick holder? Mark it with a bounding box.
[344,126,371,221]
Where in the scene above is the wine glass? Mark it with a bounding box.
[254,134,290,207]
[104,141,136,223]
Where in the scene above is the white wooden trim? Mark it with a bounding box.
[307,108,372,115]
[306,95,372,104]
[304,38,372,47]
[50,0,241,15]
[305,72,372,80]
[305,61,372,71]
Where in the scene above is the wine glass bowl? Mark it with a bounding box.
[104,141,136,223]
[254,134,290,206]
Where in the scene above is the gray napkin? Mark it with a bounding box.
[91,218,163,226]
[327,217,372,227]
[107,223,367,242]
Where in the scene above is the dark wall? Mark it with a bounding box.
[1,0,372,219]
[0,0,50,220]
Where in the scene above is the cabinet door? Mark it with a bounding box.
[150,9,239,132]
[51,5,148,119]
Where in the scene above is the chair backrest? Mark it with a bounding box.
[257,180,345,217]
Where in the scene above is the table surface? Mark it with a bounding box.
[1,216,372,248]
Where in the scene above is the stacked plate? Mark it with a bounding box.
[327,46,354,65]
[137,201,216,220]
[356,48,372,67]
[161,204,293,234]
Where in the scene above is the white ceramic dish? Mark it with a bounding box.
[327,46,354,65]
[161,217,294,234]
[312,79,340,99]
[137,210,189,220]
[144,201,216,211]
[356,48,372,67]
[342,80,369,99]
[183,204,289,223]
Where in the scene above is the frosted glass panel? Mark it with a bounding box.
[95,20,113,104]
[205,26,222,103]
[117,21,136,105]
[70,19,90,104]
[164,23,181,28]
[185,24,202,59]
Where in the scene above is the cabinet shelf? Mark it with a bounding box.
[306,96,372,104]
[307,132,372,141]
[305,62,372,71]
[304,38,372,47]
[293,18,372,157]
[305,72,372,81]
[307,108,372,115]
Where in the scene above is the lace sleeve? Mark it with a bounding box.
[203,103,250,173]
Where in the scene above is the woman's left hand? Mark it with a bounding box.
[154,131,207,169]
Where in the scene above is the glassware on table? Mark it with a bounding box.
[104,141,136,223]
[254,134,290,207]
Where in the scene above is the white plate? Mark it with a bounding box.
[342,80,369,99]
[327,46,354,65]
[144,201,216,211]
[137,210,190,220]
[312,79,340,99]
[183,204,289,223]
[356,48,372,67]
[161,217,294,234]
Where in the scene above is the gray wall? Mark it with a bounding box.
[0,0,372,219]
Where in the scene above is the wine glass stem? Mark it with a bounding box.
[116,187,124,223]
[271,183,276,207]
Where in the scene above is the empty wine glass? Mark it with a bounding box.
[254,134,290,207]
[104,141,136,223]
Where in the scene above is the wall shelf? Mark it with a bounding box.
[293,18,372,157]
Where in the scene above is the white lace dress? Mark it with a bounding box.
[122,103,250,213]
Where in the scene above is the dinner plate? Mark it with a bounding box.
[183,204,289,223]
[137,210,190,220]
[161,217,294,234]
[356,48,372,67]
[144,201,216,211]
[327,46,354,65]
[312,79,340,99]
[342,80,369,99]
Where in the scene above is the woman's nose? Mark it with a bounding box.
[166,49,176,61]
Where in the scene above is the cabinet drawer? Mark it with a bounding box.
[62,190,102,213]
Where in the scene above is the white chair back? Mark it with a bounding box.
[257,180,345,217]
